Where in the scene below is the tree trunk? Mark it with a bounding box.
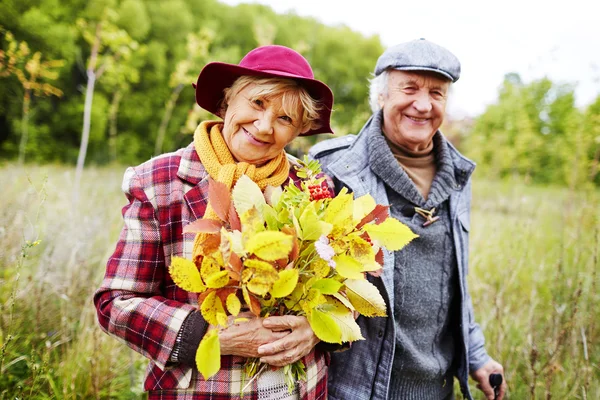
[74,70,96,200]
[155,83,184,156]
[108,89,123,163]
[18,90,31,164]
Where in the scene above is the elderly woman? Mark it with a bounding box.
[94,45,334,399]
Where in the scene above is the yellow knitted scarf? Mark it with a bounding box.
[192,120,290,260]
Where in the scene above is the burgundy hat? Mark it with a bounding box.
[193,45,334,136]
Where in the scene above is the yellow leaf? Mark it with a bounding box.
[221,228,245,257]
[353,194,376,225]
[333,254,364,279]
[205,269,230,289]
[311,278,342,295]
[309,258,330,279]
[326,297,364,342]
[200,256,221,283]
[323,189,353,231]
[241,268,253,283]
[240,207,266,236]
[247,274,272,296]
[232,175,266,217]
[226,293,241,316]
[363,218,418,251]
[331,292,355,311]
[298,202,333,241]
[201,291,228,326]
[307,309,342,344]
[245,231,293,261]
[196,329,220,380]
[168,256,206,293]
[271,269,299,298]
[347,235,375,265]
[344,279,387,317]
[244,259,278,277]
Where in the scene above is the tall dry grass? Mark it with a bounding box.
[0,164,598,398]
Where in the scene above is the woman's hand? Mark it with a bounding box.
[218,312,289,358]
[256,316,320,367]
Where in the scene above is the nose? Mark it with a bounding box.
[254,112,274,135]
[412,93,432,113]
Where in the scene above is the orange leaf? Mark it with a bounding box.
[356,205,390,229]
[216,287,237,306]
[198,288,215,306]
[209,179,231,222]
[242,286,262,317]
[228,202,241,231]
[183,219,223,234]
[229,252,243,274]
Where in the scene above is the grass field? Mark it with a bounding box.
[0,164,598,399]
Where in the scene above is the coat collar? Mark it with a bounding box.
[177,142,208,186]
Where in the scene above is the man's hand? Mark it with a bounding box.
[256,315,320,367]
[471,359,507,400]
[218,312,289,358]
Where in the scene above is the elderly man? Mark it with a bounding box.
[310,39,506,400]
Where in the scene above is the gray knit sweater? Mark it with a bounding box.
[369,130,459,399]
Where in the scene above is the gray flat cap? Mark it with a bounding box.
[375,38,461,82]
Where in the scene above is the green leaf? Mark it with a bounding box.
[333,254,364,279]
[344,279,387,317]
[311,278,343,295]
[363,218,418,251]
[196,329,220,380]
[168,256,206,293]
[232,175,266,217]
[271,269,299,298]
[307,309,342,344]
[298,201,333,241]
[245,231,293,261]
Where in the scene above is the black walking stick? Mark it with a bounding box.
[489,373,503,400]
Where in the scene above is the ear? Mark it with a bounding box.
[378,93,385,109]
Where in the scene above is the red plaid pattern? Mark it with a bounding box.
[94,143,328,398]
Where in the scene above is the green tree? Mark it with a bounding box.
[0,29,64,164]
[75,6,139,196]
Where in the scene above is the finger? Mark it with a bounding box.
[478,381,495,400]
[259,348,302,367]
[257,334,296,355]
[263,315,300,330]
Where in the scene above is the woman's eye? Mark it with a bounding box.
[253,99,263,107]
[279,115,292,123]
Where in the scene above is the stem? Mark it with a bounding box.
[18,90,31,164]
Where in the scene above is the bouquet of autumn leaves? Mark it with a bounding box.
[168,157,417,389]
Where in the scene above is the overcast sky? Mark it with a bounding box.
[220,0,600,118]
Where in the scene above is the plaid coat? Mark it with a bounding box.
[94,142,328,399]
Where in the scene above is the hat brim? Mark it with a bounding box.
[195,62,334,136]
[391,66,457,82]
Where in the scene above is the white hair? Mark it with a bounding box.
[368,70,389,113]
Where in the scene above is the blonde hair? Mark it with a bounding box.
[221,76,322,133]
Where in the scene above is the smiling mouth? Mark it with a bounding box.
[243,128,269,145]
[406,116,429,123]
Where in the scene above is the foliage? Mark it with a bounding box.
[0,0,382,164]
[464,73,599,188]
[168,158,417,389]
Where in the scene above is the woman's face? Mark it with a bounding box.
[221,83,308,165]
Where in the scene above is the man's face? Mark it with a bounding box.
[378,70,451,151]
